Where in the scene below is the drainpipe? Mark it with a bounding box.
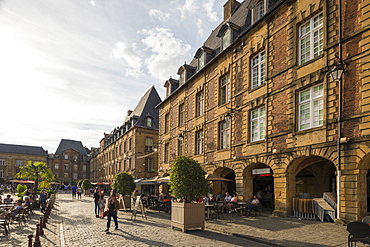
[336,0,343,221]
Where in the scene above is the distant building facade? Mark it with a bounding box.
[0,143,48,181]
[48,139,90,184]
[90,86,162,185]
[157,0,370,222]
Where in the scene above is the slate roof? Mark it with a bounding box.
[0,143,48,156]
[54,139,89,159]
[124,86,162,129]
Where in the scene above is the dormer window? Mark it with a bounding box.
[252,0,266,23]
[145,117,153,127]
[221,28,231,50]
[179,70,185,86]
[198,52,205,71]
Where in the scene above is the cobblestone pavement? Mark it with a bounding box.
[0,192,350,246]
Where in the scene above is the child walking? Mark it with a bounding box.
[99,194,106,218]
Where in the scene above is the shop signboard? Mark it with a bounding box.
[252,168,270,175]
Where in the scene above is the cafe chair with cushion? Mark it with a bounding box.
[347,221,370,247]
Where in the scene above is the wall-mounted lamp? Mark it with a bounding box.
[328,56,348,81]
[225,107,240,123]
[178,133,184,141]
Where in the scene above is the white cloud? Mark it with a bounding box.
[203,0,219,22]
[139,27,191,81]
[148,9,170,21]
[178,0,199,19]
[196,19,204,36]
[89,0,96,6]
[111,41,143,77]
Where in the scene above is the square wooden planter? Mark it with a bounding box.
[171,201,205,232]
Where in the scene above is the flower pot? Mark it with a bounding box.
[171,201,205,233]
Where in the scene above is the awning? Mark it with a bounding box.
[156,174,232,183]
[134,178,156,185]
[91,182,112,185]
[8,180,35,184]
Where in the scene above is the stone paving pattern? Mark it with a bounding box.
[0,192,349,246]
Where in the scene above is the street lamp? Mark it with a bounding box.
[329,63,345,81]
[178,133,184,141]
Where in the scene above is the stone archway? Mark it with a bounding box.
[286,156,336,215]
[212,167,236,195]
[357,153,370,220]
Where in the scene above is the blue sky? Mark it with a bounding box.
[0,0,226,153]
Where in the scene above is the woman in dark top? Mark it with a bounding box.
[105,192,120,234]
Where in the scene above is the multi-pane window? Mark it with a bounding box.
[250,107,266,142]
[129,138,132,150]
[178,103,185,126]
[299,13,323,64]
[54,163,59,170]
[178,139,183,156]
[164,113,170,133]
[0,169,4,178]
[64,164,68,170]
[83,165,86,171]
[15,160,22,166]
[179,70,185,86]
[0,159,4,166]
[222,28,231,50]
[74,164,78,171]
[198,52,205,71]
[145,158,154,171]
[145,138,154,151]
[196,131,204,155]
[251,51,265,89]
[146,117,152,127]
[64,154,68,159]
[164,143,170,163]
[64,173,68,178]
[220,75,231,105]
[219,121,230,149]
[253,1,265,23]
[298,84,324,130]
[73,173,78,180]
[196,91,204,117]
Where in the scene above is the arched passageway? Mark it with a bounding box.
[212,167,236,195]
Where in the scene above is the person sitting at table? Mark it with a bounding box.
[247,195,261,212]
[10,200,23,217]
[216,192,224,201]
[23,196,31,207]
[225,192,232,202]
[225,193,239,213]
[158,191,166,203]
[209,194,216,202]
[3,195,13,204]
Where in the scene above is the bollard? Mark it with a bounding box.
[42,213,47,228]
[39,216,44,235]
[28,235,33,247]
[34,224,41,247]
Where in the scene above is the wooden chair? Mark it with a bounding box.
[0,214,9,235]
[347,221,370,247]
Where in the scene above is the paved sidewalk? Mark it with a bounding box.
[0,192,349,246]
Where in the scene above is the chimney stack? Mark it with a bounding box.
[223,0,241,21]
[127,110,133,117]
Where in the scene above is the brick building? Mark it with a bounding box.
[90,86,162,193]
[0,143,48,181]
[157,0,370,222]
[48,139,90,184]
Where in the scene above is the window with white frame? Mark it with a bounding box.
[54,163,59,170]
[0,159,4,166]
[164,113,170,133]
[15,160,22,166]
[196,130,204,155]
[251,51,265,89]
[146,117,153,127]
[178,103,185,126]
[73,173,78,180]
[219,121,230,149]
[64,164,68,170]
[299,13,323,64]
[221,28,231,50]
[83,165,86,171]
[250,106,265,142]
[145,138,154,151]
[64,154,68,159]
[298,84,324,130]
[0,169,4,178]
[196,91,204,117]
[64,173,68,178]
[74,164,78,171]
[220,75,231,105]
[145,158,154,171]
[179,70,185,86]
[253,0,266,23]
[198,52,205,71]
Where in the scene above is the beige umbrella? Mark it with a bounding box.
[145,175,163,182]
[205,174,232,182]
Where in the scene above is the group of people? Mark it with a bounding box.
[71,186,83,199]
[93,188,120,234]
[0,195,33,218]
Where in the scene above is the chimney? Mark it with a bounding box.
[223,0,241,21]
[127,110,133,117]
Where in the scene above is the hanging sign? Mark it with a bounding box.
[252,168,270,175]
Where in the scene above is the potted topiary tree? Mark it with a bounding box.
[170,156,208,232]
[111,172,136,210]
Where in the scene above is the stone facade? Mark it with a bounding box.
[157,0,370,222]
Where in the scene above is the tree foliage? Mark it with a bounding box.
[15,161,54,194]
[111,172,135,195]
[170,156,208,202]
[81,179,92,190]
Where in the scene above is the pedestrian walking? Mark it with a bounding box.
[39,190,47,213]
[93,187,101,218]
[105,191,119,234]
[77,186,82,199]
[71,185,77,199]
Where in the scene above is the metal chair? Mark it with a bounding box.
[347,221,370,247]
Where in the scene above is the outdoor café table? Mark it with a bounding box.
[236,201,249,215]
[205,204,215,219]
[0,204,14,208]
